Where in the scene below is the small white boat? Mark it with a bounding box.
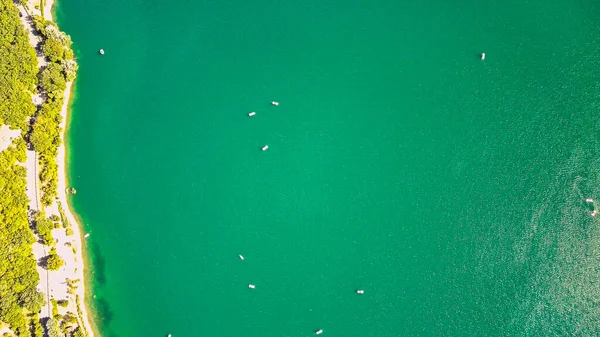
[356,289,364,294]
[271,101,279,106]
[248,112,256,117]
[248,284,256,289]
[592,210,598,217]
[262,145,269,151]
[481,53,485,60]
[586,198,594,203]
[99,49,105,55]
[315,329,323,335]
[167,334,172,337]
[239,254,244,260]
[84,233,90,239]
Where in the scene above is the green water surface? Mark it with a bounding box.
[56,0,600,335]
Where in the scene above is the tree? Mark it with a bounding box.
[72,327,85,337]
[61,59,78,82]
[45,319,61,337]
[41,38,64,63]
[0,1,47,334]
[39,63,66,97]
[44,250,64,271]
[33,212,55,246]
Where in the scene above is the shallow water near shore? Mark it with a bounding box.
[56,0,600,335]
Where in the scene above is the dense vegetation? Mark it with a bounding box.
[0,138,45,336]
[30,16,77,206]
[0,1,45,336]
[1,1,85,336]
[0,0,38,131]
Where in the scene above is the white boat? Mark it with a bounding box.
[481,53,485,60]
[248,112,256,117]
[84,233,90,239]
[262,145,269,151]
[356,289,364,294]
[271,101,279,106]
[239,254,244,260]
[99,49,105,55]
[592,210,598,217]
[315,329,323,335]
[167,334,172,337]
[249,284,256,289]
[587,198,594,203]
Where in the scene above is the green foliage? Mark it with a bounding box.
[62,59,78,82]
[72,327,85,337]
[39,155,58,206]
[62,312,77,324]
[45,249,64,271]
[39,63,67,99]
[32,14,77,206]
[45,318,61,337]
[0,109,42,336]
[57,201,73,233]
[57,299,69,307]
[12,137,27,163]
[0,4,79,335]
[74,296,87,336]
[51,299,58,317]
[33,211,55,246]
[0,0,38,130]
[30,314,43,337]
[33,102,62,206]
[41,38,65,63]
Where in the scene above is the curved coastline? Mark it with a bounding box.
[44,1,97,336]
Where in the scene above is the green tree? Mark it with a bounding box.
[72,327,85,337]
[45,319,61,337]
[41,37,64,63]
[33,212,55,246]
[39,63,66,97]
[0,0,47,334]
[44,250,64,271]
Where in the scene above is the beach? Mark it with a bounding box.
[56,81,96,337]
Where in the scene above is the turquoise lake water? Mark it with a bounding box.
[55,0,600,335]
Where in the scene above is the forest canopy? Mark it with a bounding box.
[0,0,46,335]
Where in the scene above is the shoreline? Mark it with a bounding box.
[57,82,97,337]
[43,0,98,336]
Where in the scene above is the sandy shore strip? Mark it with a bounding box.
[56,82,96,337]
